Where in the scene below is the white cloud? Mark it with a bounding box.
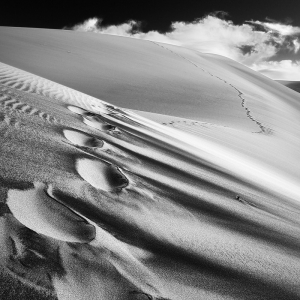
[293,39,300,53]
[252,60,300,80]
[249,21,300,36]
[68,16,300,80]
[160,17,276,64]
[71,18,139,36]
[72,18,100,32]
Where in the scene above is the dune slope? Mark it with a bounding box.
[276,80,300,93]
[0,28,300,300]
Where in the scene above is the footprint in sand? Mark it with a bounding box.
[64,128,140,165]
[7,182,96,243]
[63,129,104,148]
[67,105,115,131]
[82,112,115,131]
[76,158,128,192]
[67,105,86,115]
[91,103,117,114]
[67,104,112,116]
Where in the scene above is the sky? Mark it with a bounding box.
[1,0,300,80]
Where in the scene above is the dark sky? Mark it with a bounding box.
[1,0,300,31]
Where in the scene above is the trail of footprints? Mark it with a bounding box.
[152,42,271,134]
[61,106,171,299]
[0,87,57,124]
[162,119,220,128]
[65,105,130,193]
[0,63,129,192]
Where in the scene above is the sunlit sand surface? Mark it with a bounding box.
[276,80,300,93]
[76,158,128,192]
[7,182,96,243]
[63,129,104,148]
[0,28,300,300]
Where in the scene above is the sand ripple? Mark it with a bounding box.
[0,62,109,112]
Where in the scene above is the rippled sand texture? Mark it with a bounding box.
[0,35,300,300]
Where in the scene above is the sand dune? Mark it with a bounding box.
[0,27,274,130]
[276,80,300,93]
[1,28,300,300]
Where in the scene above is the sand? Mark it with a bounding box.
[76,158,128,192]
[0,28,300,300]
[276,80,300,93]
[7,182,96,243]
[63,129,104,148]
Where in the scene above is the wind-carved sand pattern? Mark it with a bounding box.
[1,58,300,300]
[152,42,270,134]
[0,62,110,112]
[0,86,58,124]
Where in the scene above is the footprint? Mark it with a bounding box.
[67,105,115,131]
[76,158,128,192]
[63,129,104,148]
[68,105,110,115]
[82,113,115,131]
[67,105,88,115]
[91,103,115,114]
[63,128,138,165]
[7,182,96,243]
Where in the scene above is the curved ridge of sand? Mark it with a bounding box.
[6,182,96,243]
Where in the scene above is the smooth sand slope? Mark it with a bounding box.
[0,26,265,130]
[276,80,300,93]
[0,28,300,300]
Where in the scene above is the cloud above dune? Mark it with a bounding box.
[252,60,300,80]
[72,18,141,36]
[68,16,300,80]
[248,20,300,36]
